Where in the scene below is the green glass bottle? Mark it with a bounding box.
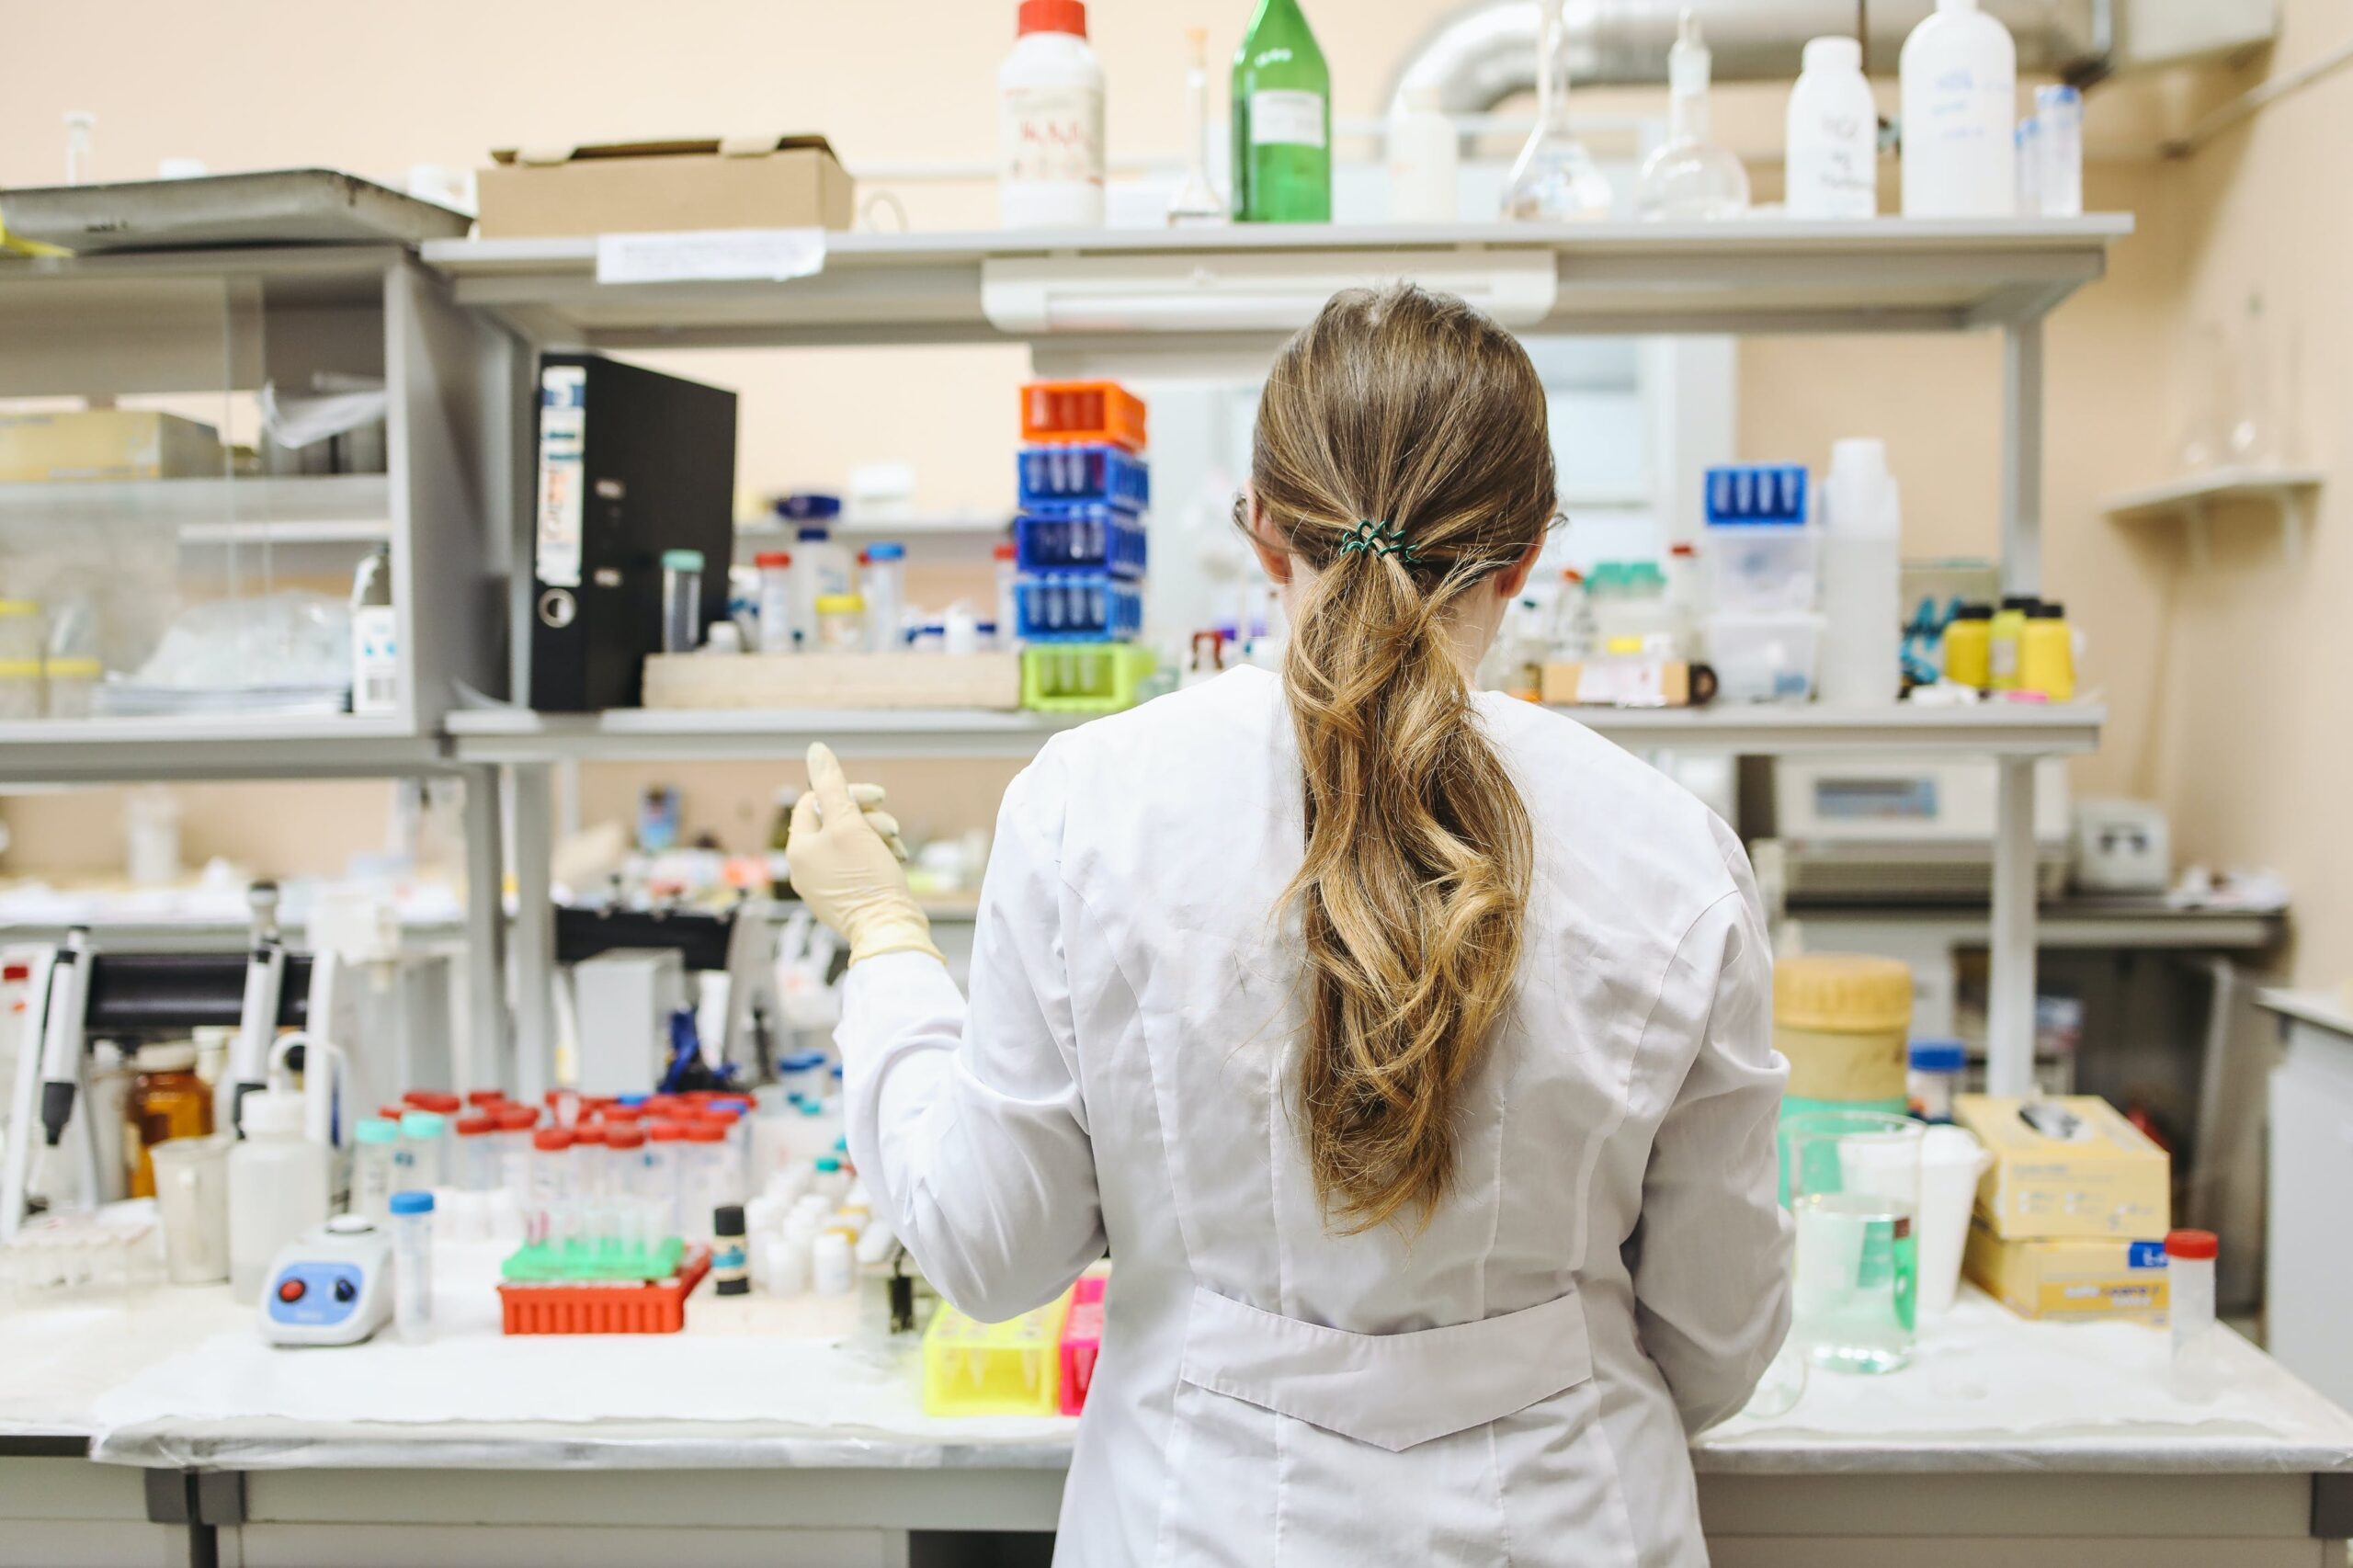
[1232,0,1331,223]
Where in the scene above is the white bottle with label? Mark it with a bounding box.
[349,544,398,715]
[1900,0,2017,218]
[1786,37,1879,220]
[999,0,1105,229]
[226,1089,330,1302]
[1816,437,1904,707]
[1386,87,1458,222]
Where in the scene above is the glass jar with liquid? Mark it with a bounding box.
[125,1041,213,1199]
[1785,1109,1923,1374]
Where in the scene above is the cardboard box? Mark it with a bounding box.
[1539,659,1709,707]
[477,135,853,240]
[1954,1095,2171,1240]
[0,410,221,483]
[642,652,1023,711]
[1963,1218,2169,1321]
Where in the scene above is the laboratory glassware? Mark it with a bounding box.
[390,1189,434,1344]
[1167,26,1226,224]
[1232,0,1332,223]
[999,0,1106,229]
[2166,1229,2221,1402]
[661,549,705,654]
[125,1042,211,1199]
[1636,13,1749,222]
[351,1117,399,1221]
[1786,1109,1922,1374]
[1786,37,1877,219]
[151,1134,233,1285]
[1501,0,1613,222]
[529,1126,574,1248]
[647,1121,687,1237]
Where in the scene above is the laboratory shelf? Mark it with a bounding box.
[420,217,2132,353]
[0,473,393,549]
[444,705,1087,764]
[1570,701,2107,756]
[2103,465,2322,566]
[0,715,452,783]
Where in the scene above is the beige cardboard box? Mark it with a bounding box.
[1539,660,1710,707]
[477,135,853,239]
[0,410,221,483]
[1954,1095,2171,1240]
[1963,1218,2170,1322]
[642,652,1022,711]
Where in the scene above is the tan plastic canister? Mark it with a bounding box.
[1773,954,1914,1104]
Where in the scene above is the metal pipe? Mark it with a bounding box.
[1388,0,2105,111]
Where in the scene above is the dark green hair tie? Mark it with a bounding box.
[1336,518,1424,567]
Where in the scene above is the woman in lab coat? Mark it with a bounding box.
[790,284,1791,1566]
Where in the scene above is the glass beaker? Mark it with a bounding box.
[1785,1109,1922,1374]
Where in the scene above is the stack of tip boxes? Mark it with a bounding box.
[1955,1096,2174,1321]
[1016,381,1156,711]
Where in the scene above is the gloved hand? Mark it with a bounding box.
[789,742,940,966]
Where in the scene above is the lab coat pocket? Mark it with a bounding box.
[1176,1284,1594,1453]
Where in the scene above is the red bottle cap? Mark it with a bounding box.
[495,1106,540,1132]
[2165,1229,2219,1260]
[532,1127,574,1153]
[651,1122,688,1143]
[379,1105,409,1121]
[404,1090,461,1114]
[995,541,1018,562]
[1017,0,1086,38]
[455,1115,495,1137]
[573,1123,608,1147]
[465,1090,506,1108]
[699,1108,741,1128]
[603,1105,643,1123]
[687,1122,728,1143]
[754,551,792,569]
[606,1124,647,1150]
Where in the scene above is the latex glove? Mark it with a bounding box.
[842,780,911,864]
[790,742,939,965]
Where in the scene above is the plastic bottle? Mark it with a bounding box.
[685,1122,732,1239]
[1637,11,1749,222]
[994,541,1021,650]
[1989,595,2036,691]
[713,1203,751,1295]
[352,1117,400,1222]
[572,1120,609,1199]
[349,543,398,716]
[1817,437,1903,707]
[999,0,1105,229]
[1900,0,2017,219]
[813,1228,856,1296]
[660,550,705,654]
[862,542,907,653]
[2018,600,2075,701]
[391,1190,434,1343]
[494,1105,538,1200]
[227,1089,329,1302]
[1906,1040,1967,1123]
[755,551,796,653]
[2166,1229,2221,1403]
[399,1110,448,1189]
[1233,0,1333,223]
[814,595,868,653]
[1786,37,1879,220]
[2034,84,2083,218]
[1387,86,1458,222]
[795,525,852,634]
[1942,602,1993,688]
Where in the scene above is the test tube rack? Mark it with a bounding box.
[497,1244,712,1335]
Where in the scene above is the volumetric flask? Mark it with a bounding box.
[1786,1109,1922,1374]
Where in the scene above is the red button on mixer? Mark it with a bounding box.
[278,1278,306,1303]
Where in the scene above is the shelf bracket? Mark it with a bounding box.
[2185,499,2211,570]
[2280,488,2307,572]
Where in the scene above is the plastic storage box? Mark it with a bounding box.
[1706,524,1819,613]
[1705,611,1822,703]
[1016,506,1148,577]
[1014,574,1144,642]
[1021,643,1157,712]
[923,1288,1074,1416]
[1021,381,1147,451]
[1017,444,1151,512]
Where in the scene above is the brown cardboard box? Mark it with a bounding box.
[1953,1095,2171,1240]
[476,135,853,240]
[1539,659,1711,707]
[1962,1218,2170,1322]
[0,410,221,483]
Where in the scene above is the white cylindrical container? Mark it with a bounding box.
[1900,0,2017,218]
[1786,37,1879,220]
[993,541,1020,650]
[2034,84,2083,217]
[2167,1229,2222,1403]
[455,1116,500,1192]
[1387,86,1459,222]
[398,1110,448,1190]
[226,1090,329,1302]
[390,1189,434,1344]
[813,1228,856,1296]
[351,1118,398,1223]
[1817,437,1904,707]
[999,0,1105,229]
[794,526,853,627]
[755,551,796,653]
[861,542,907,653]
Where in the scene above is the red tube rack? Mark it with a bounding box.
[497,1245,712,1335]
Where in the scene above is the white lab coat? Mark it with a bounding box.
[841,666,1791,1566]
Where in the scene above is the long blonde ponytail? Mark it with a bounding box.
[1249,285,1557,1233]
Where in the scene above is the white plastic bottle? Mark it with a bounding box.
[1816,438,1904,707]
[226,1089,329,1302]
[1387,86,1459,222]
[1901,0,2018,219]
[1786,37,1879,220]
[999,0,1105,230]
[2034,84,2083,218]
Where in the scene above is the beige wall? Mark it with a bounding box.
[1,3,2343,990]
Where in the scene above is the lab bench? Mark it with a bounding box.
[4,1284,2348,1568]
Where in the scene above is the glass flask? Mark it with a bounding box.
[1785,1109,1922,1375]
[1167,26,1227,225]
[1502,0,1614,222]
[1637,11,1750,221]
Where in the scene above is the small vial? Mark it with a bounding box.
[861,542,906,653]
[573,1120,610,1200]
[495,1105,539,1199]
[2035,84,2083,219]
[2167,1229,2222,1403]
[684,1123,731,1239]
[399,1111,448,1189]
[352,1118,399,1222]
[814,1153,848,1200]
[607,1121,650,1202]
[713,1203,751,1296]
[454,1115,500,1191]
[662,549,706,654]
[390,1189,435,1344]
[647,1121,688,1238]
[994,541,1019,650]
[755,550,796,653]
[529,1127,574,1249]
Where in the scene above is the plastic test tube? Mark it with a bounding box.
[572,1121,609,1200]
[399,1111,448,1189]
[2167,1229,2222,1403]
[994,541,1019,650]
[352,1118,399,1222]
[390,1190,435,1343]
[755,551,796,653]
[454,1115,500,1191]
[2034,84,2082,219]
[647,1121,688,1239]
[684,1123,730,1240]
[862,542,906,653]
[661,549,705,654]
[529,1127,574,1248]
[494,1105,538,1200]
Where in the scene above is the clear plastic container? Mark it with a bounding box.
[1786,1109,1922,1374]
[1706,611,1823,703]
[646,1122,687,1238]
[352,1117,400,1222]
[1706,525,1819,613]
[572,1122,609,1200]
[1906,1040,1967,1124]
[529,1126,574,1248]
[2166,1229,2221,1402]
[397,1110,448,1189]
[755,550,796,653]
[454,1114,500,1191]
[814,594,867,653]
[125,1042,212,1199]
[390,1189,434,1344]
[994,542,1020,650]
[0,602,44,720]
[861,543,906,653]
[660,549,705,654]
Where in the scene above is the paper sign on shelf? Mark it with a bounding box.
[594,228,827,286]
